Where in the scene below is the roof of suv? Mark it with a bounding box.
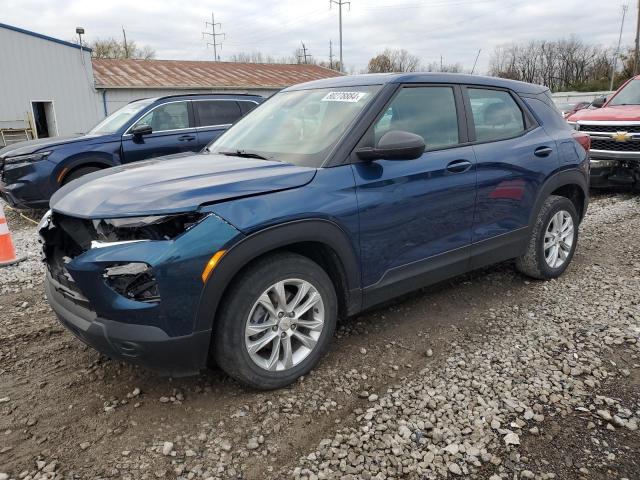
[285,72,548,95]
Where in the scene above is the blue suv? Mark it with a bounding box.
[40,73,590,389]
[0,93,262,209]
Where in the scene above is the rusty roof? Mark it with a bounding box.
[92,58,342,90]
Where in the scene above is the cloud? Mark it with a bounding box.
[2,0,634,73]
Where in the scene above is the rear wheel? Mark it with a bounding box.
[213,252,337,389]
[516,195,579,279]
[62,166,101,185]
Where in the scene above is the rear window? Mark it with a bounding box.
[239,101,259,115]
[195,101,242,127]
[468,89,526,142]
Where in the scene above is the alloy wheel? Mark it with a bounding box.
[244,279,325,372]
[544,210,574,268]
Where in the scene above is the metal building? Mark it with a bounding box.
[92,59,342,115]
[0,23,103,146]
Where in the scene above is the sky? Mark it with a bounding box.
[1,0,637,74]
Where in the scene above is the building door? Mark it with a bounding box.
[31,101,57,138]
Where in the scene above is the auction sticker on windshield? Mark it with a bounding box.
[321,91,368,102]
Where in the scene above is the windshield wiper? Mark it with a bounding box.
[218,149,273,160]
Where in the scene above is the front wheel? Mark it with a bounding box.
[213,252,337,389]
[516,195,579,279]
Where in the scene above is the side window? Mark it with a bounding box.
[195,101,242,127]
[134,102,189,132]
[372,86,459,150]
[238,101,258,115]
[468,89,526,142]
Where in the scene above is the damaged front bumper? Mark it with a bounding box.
[589,152,640,189]
[40,209,242,375]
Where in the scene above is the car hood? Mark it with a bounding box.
[0,134,104,158]
[567,105,640,122]
[50,153,317,218]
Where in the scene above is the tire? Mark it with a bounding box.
[213,252,338,389]
[62,166,102,185]
[516,195,579,280]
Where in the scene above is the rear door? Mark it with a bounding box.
[464,86,559,264]
[121,101,198,163]
[194,100,245,150]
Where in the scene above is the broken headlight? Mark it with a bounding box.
[92,212,208,243]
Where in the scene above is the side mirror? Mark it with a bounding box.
[356,130,426,161]
[131,124,152,136]
[591,96,607,108]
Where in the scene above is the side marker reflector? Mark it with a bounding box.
[202,250,226,283]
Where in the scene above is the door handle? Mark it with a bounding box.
[534,146,553,157]
[178,135,196,141]
[446,159,472,174]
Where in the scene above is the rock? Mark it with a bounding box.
[367,394,378,402]
[0,398,9,404]
[443,443,460,455]
[247,438,260,450]
[162,441,174,456]
[80,442,90,450]
[448,463,462,475]
[220,439,232,451]
[359,347,367,354]
[504,432,520,445]
[597,410,612,421]
[0,474,8,480]
[425,348,434,357]
[521,470,535,479]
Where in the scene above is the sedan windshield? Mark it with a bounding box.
[208,85,382,167]
[89,98,155,135]
[609,79,640,106]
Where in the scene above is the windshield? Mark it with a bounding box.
[609,79,640,106]
[208,85,382,167]
[89,98,155,135]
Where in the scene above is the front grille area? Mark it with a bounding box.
[579,124,640,133]
[590,138,640,152]
[42,214,92,306]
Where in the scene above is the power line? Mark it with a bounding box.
[330,0,350,72]
[202,12,225,61]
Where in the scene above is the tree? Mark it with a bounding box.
[488,37,621,92]
[90,37,155,59]
[367,49,420,73]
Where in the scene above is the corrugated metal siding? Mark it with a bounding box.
[0,27,103,136]
[102,87,278,115]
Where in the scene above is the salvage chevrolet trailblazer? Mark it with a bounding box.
[41,73,590,389]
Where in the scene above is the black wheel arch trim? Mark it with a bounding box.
[530,168,589,225]
[194,218,361,332]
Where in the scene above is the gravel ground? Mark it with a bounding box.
[0,194,638,480]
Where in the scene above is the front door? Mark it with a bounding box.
[351,85,477,298]
[121,101,198,163]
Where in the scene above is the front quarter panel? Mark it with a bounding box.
[65,213,242,337]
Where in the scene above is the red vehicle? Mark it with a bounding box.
[567,77,640,189]
[556,101,590,118]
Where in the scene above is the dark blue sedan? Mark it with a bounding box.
[40,73,590,389]
[0,93,262,208]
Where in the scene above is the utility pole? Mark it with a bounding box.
[202,13,225,61]
[440,55,443,71]
[298,42,311,64]
[329,40,334,70]
[471,49,481,75]
[122,27,129,58]
[330,0,350,72]
[634,0,640,75]
[611,4,629,90]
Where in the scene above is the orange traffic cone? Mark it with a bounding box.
[0,203,26,267]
